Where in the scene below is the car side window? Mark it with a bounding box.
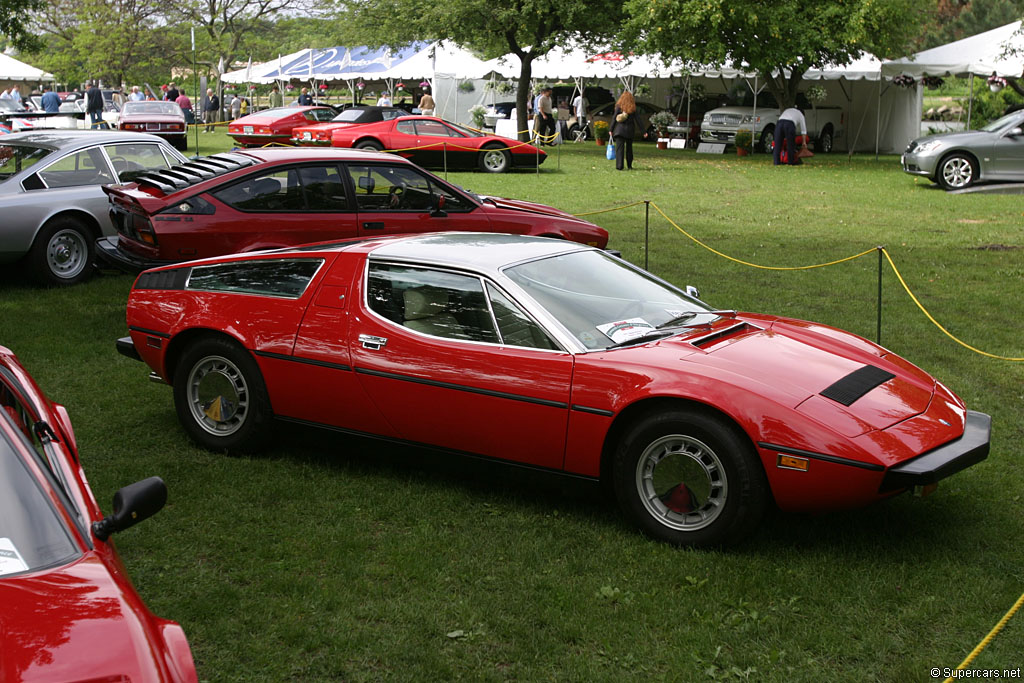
[346,165,433,212]
[367,263,499,343]
[104,143,174,182]
[486,283,560,350]
[414,120,463,138]
[296,165,348,211]
[36,147,114,188]
[381,109,402,121]
[396,120,415,135]
[428,179,474,213]
[307,109,336,122]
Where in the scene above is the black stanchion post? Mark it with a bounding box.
[877,246,884,344]
[444,142,448,181]
[536,136,540,175]
[644,200,650,270]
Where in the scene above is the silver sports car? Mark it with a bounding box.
[901,110,1024,190]
[0,130,187,286]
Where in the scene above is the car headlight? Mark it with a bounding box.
[913,139,945,154]
[741,115,753,124]
[702,114,710,122]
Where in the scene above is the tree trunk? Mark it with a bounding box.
[516,56,534,143]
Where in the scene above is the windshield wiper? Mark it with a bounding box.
[656,309,737,329]
[605,329,675,349]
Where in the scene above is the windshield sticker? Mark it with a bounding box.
[597,318,655,344]
[0,538,30,576]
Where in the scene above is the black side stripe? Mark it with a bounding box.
[758,442,885,472]
[128,325,171,339]
[253,351,351,372]
[354,366,568,409]
[572,405,614,417]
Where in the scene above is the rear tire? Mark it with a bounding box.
[28,216,95,287]
[172,336,272,453]
[355,140,384,152]
[613,408,767,547]
[816,126,834,153]
[479,144,511,173]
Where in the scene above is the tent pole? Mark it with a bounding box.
[685,74,692,148]
[967,73,974,129]
[875,76,881,160]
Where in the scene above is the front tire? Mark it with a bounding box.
[613,408,767,547]
[816,126,834,153]
[355,139,384,152]
[937,153,977,190]
[759,125,775,153]
[172,337,272,452]
[479,144,511,173]
[28,216,95,286]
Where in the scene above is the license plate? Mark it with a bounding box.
[146,123,159,131]
[244,126,253,134]
[303,132,311,140]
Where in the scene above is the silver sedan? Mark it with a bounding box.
[902,110,1024,190]
[0,130,187,286]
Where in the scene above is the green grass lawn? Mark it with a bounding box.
[2,139,1022,681]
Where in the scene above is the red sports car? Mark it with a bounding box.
[0,345,197,681]
[119,101,188,150]
[95,148,607,272]
[323,115,546,173]
[116,233,989,547]
[227,105,337,147]
[289,105,408,146]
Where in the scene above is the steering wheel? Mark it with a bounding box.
[387,184,405,209]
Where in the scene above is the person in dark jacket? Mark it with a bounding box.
[85,83,104,127]
[610,90,637,170]
[204,88,220,132]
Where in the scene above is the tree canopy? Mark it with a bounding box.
[1,0,44,52]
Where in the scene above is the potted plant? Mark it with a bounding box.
[649,110,676,149]
[734,129,753,156]
[593,120,609,145]
[468,104,487,129]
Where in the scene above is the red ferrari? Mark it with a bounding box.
[227,105,337,147]
[289,105,408,146]
[0,346,197,682]
[322,115,546,173]
[96,148,607,272]
[116,233,989,547]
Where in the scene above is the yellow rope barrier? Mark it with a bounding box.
[943,591,1024,682]
[882,249,1024,361]
[574,201,648,217]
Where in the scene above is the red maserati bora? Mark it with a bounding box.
[0,346,197,682]
[96,148,607,272]
[227,105,337,147]
[116,233,989,547]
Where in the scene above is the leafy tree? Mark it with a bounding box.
[343,0,623,139]
[0,0,43,52]
[624,0,931,110]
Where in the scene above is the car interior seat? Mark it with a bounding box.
[403,286,463,338]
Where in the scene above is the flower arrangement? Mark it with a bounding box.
[893,74,916,88]
[922,76,944,89]
[634,82,651,98]
[734,128,753,152]
[356,81,365,90]
[319,83,328,91]
[396,82,406,94]
[592,119,609,142]
[419,80,430,89]
[249,85,257,91]
[805,84,828,104]
[649,110,676,137]
[988,75,1007,92]
[285,83,295,91]
[469,103,487,128]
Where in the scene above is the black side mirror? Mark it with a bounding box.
[430,194,447,217]
[92,476,168,542]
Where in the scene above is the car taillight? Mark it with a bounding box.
[136,217,159,245]
[121,123,142,130]
[259,127,270,134]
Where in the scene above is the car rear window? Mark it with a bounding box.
[186,258,324,298]
[0,144,53,183]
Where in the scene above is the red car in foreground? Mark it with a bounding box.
[96,148,607,272]
[0,346,197,681]
[119,101,188,150]
[116,233,989,547]
[318,115,546,173]
[227,105,337,147]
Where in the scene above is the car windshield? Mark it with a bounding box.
[980,111,1024,133]
[0,435,79,576]
[0,144,54,183]
[504,250,714,350]
[123,101,181,116]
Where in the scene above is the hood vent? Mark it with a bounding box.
[690,322,754,348]
[820,365,895,406]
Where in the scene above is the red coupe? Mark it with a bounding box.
[95,148,607,272]
[289,105,408,146]
[119,101,188,150]
[116,233,989,547]
[227,105,337,147]
[0,346,197,681]
[320,115,546,173]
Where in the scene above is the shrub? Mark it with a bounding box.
[593,120,609,139]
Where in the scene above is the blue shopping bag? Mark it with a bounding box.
[606,141,615,160]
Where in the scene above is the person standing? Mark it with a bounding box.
[204,88,220,132]
[165,82,179,102]
[175,90,194,124]
[297,87,313,105]
[86,82,104,127]
[536,86,555,145]
[610,90,637,170]
[268,85,283,108]
[128,86,145,101]
[40,85,61,113]
[376,91,391,107]
[418,89,434,116]
[230,93,241,120]
[8,85,22,107]
[774,105,808,166]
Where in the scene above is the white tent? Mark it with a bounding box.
[221,50,309,84]
[881,21,1024,79]
[0,52,53,82]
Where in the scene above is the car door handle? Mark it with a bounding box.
[363,222,385,230]
[358,334,387,350]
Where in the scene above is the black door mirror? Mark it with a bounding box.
[430,193,447,217]
[92,476,168,541]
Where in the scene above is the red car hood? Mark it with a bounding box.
[478,196,575,219]
[674,316,935,433]
[0,553,178,682]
